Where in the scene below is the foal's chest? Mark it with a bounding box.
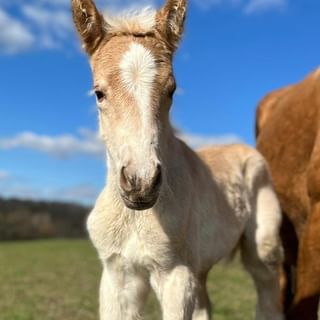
[89,209,170,268]
[120,228,155,267]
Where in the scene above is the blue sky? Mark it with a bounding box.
[0,0,319,204]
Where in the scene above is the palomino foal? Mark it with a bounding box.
[72,0,284,319]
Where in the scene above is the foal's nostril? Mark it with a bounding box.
[120,165,162,195]
[151,165,162,190]
[120,166,134,192]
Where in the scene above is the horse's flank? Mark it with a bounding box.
[256,67,320,319]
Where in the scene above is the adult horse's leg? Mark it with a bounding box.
[287,204,320,320]
[279,213,299,313]
[241,183,284,320]
[288,150,320,319]
[192,273,212,320]
[100,261,150,320]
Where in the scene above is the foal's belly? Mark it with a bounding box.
[198,219,245,270]
[195,188,251,270]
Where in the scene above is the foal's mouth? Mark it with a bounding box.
[121,195,159,211]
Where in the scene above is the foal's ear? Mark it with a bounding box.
[157,0,187,53]
[71,0,107,55]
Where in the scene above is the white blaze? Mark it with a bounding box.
[119,42,158,177]
[120,42,157,134]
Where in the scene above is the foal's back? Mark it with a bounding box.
[198,143,269,208]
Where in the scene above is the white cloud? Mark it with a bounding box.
[38,0,70,6]
[0,8,35,54]
[0,128,243,157]
[176,87,186,96]
[244,0,287,14]
[0,2,73,53]
[101,0,157,12]
[0,129,243,203]
[0,170,10,181]
[0,0,288,54]
[0,129,105,159]
[0,0,158,54]
[22,5,72,34]
[21,4,73,49]
[194,0,241,11]
[192,0,287,13]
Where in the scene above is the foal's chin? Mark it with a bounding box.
[121,195,159,211]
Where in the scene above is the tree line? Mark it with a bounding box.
[0,198,90,240]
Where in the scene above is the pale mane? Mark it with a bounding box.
[104,7,156,35]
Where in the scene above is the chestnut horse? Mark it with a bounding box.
[256,68,320,319]
[72,0,284,319]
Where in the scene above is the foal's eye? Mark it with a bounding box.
[95,90,106,103]
[168,82,177,98]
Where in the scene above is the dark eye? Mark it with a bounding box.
[168,82,176,98]
[95,90,105,103]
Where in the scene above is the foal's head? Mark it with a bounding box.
[72,0,186,210]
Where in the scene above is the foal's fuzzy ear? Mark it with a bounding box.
[71,0,107,55]
[157,0,187,53]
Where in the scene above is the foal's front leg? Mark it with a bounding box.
[192,274,212,320]
[152,266,197,320]
[100,260,150,320]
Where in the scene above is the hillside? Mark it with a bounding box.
[0,198,90,240]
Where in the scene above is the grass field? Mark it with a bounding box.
[0,240,256,320]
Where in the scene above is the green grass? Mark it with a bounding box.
[0,240,256,320]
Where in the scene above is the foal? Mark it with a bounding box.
[72,0,284,319]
